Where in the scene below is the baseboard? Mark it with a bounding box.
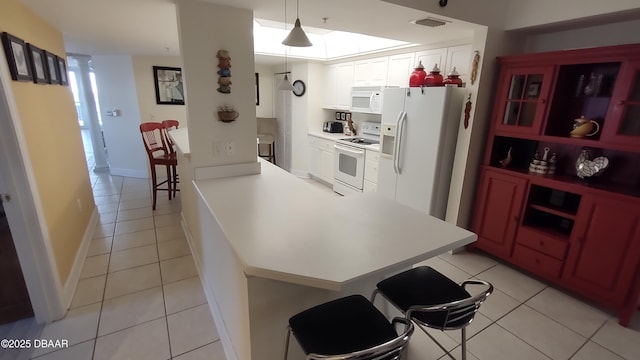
[109,167,148,178]
[194,162,261,181]
[62,206,99,309]
[290,169,309,178]
[180,214,238,360]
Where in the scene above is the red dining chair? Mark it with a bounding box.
[140,122,179,210]
[162,120,180,196]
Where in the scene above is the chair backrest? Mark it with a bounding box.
[406,280,493,331]
[161,119,180,153]
[257,117,277,136]
[140,122,170,159]
[308,317,414,360]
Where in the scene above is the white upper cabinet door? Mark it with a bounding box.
[387,53,415,87]
[415,48,447,74]
[445,44,472,78]
[335,62,354,110]
[323,64,338,109]
[354,57,389,86]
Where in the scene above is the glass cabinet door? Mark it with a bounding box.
[603,61,640,148]
[495,67,555,135]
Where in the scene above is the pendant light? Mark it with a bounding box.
[282,0,312,47]
[278,0,295,91]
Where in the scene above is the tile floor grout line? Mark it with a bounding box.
[152,213,175,360]
[169,340,221,360]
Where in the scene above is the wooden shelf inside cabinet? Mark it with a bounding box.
[528,204,577,220]
[520,224,572,241]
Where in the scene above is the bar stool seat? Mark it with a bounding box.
[371,266,493,360]
[284,294,413,359]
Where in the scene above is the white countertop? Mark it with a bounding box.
[308,131,380,151]
[194,160,476,290]
[168,127,190,156]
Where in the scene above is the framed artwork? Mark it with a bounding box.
[526,82,541,98]
[153,66,184,105]
[57,56,68,86]
[26,43,48,84]
[1,32,33,81]
[45,50,60,84]
[255,73,260,106]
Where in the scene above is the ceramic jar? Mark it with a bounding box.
[443,67,463,87]
[409,61,427,87]
[424,64,444,87]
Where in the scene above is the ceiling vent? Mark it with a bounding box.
[411,17,449,27]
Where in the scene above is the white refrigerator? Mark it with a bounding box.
[377,86,464,220]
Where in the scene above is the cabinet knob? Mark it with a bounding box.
[617,100,627,106]
[539,98,546,104]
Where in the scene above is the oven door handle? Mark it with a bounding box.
[334,144,365,157]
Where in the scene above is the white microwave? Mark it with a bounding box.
[350,86,388,114]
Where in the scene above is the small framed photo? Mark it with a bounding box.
[153,66,184,105]
[346,113,352,121]
[45,50,60,84]
[26,43,48,84]
[1,32,33,81]
[57,56,68,86]
[340,112,346,120]
[335,112,341,120]
[526,82,541,98]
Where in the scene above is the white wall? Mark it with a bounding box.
[506,0,640,30]
[524,18,640,53]
[255,64,275,118]
[132,55,187,126]
[176,1,258,171]
[92,55,148,178]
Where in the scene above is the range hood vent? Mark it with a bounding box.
[412,17,449,27]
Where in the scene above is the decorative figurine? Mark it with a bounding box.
[217,49,232,94]
[464,93,472,129]
[217,105,239,122]
[470,51,480,85]
[576,148,609,179]
[499,147,512,168]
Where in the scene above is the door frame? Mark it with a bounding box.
[0,53,65,323]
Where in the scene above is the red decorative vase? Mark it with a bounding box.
[409,61,427,87]
[443,67,463,87]
[424,64,444,87]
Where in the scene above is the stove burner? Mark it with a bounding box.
[341,138,379,145]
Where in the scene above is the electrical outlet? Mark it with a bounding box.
[213,141,223,157]
[226,141,235,156]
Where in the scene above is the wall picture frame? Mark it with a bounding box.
[26,43,48,84]
[1,32,33,82]
[45,50,60,85]
[153,66,185,105]
[57,56,68,86]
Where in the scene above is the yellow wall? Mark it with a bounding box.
[0,0,95,284]
[132,55,187,126]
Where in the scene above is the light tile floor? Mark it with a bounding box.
[1,163,638,359]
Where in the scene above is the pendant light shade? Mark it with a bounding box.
[278,74,295,91]
[282,18,312,47]
[282,0,312,47]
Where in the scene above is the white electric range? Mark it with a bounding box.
[333,122,381,195]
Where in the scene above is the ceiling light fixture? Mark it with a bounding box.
[282,0,312,47]
[278,0,295,91]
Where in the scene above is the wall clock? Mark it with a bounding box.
[292,80,306,97]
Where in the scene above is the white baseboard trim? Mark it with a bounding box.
[62,206,99,309]
[180,214,238,360]
[109,167,148,178]
[290,169,309,178]
[194,162,261,181]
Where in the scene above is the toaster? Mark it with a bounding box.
[323,121,344,133]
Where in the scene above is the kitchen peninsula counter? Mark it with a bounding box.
[188,160,476,360]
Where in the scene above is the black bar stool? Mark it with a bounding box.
[371,266,493,360]
[283,294,414,360]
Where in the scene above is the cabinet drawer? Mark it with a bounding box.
[364,160,378,182]
[512,244,563,278]
[517,226,568,260]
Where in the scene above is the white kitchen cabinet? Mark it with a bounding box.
[335,62,354,109]
[363,149,380,192]
[415,48,447,74]
[444,44,472,78]
[324,62,354,110]
[308,135,335,184]
[387,53,415,87]
[353,57,389,86]
[323,64,338,108]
